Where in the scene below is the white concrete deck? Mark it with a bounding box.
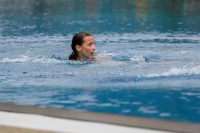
[0,102,199,133]
[0,111,172,133]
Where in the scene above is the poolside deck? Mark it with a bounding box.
[0,102,199,133]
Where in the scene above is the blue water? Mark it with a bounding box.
[0,0,200,123]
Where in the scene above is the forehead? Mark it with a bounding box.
[83,36,94,43]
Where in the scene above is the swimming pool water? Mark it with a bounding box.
[0,0,200,123]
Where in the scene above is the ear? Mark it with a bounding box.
[75,45,81,52]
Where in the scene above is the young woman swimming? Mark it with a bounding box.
[69,32,96,61]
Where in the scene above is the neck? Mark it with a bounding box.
[76,53,89,61]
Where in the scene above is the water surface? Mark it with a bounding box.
[0,0,200,123]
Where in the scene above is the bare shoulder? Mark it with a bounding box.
[95,56,110,62]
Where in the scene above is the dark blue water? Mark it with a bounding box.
[0,0,200,123]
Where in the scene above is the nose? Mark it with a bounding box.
[92,44,95,51]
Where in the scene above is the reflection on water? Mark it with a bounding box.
[0,0,200,36]
[1,86,200,123]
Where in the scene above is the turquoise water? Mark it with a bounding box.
[0,0,200,123]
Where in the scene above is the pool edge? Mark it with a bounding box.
[0,125,57,133]
[0,102,199,133]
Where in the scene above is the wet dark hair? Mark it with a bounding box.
[69,32,92,60]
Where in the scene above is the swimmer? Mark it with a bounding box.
[69,32,96,61]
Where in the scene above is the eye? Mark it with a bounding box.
[88,43,93,46]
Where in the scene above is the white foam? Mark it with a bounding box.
[130,56,145,63]
[0,55,29,63]
[147,64,200,77]
[0,55,67,64]
[32,56,65,64]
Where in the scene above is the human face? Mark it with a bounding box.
[76,36,95,60]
